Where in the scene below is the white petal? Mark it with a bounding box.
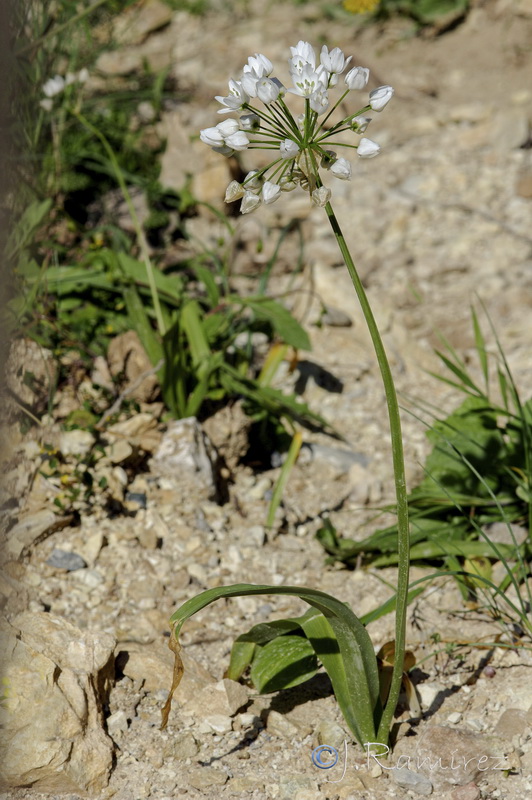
[224,131,250,151]
[369,85,394,111]
[262,181,281,204]
[241,191,262,214]
[330,157,351,180]
[280,139,300,159]
[344,66,369,91]
[200,126,224,147]
[357,137,381,158]
[225,181,245,202]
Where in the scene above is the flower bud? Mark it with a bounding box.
[312,186,331,207]
[225,181,245,203]
[330,157,351,180]
[257,77,281,104]
[244,170,263,191]
[320,150,337,168]
[224,130,250,151]
[357,137,381,158]
[200,126,224,147]
[280,139,300,159]
[344,66,369,90]
[241,190,262,214]
[369,85,394,111]
[262,181,281,204]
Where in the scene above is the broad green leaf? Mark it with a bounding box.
[250,635,318,693]
[232,296,311,351]
[169,583,380,746]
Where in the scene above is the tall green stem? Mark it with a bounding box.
[324,200,410,744]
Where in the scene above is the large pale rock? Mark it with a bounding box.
[182,678,250,719]
[0,613,115,792]
[150,417,220,499]
[393,725,506,791]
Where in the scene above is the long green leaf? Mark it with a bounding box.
[231,296,311,351]
[250,635,318,693]
[169,583,380,746]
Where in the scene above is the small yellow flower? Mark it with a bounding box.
[343,0,380,13]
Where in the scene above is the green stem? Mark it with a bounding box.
[324,200,410,744]
[70,109,166,337]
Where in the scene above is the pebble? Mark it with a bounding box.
[46,549,87,572]
[447,711,463,724]
[106,710,129,735]
[392,768,433,795]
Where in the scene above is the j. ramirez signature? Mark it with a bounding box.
[311,741,510,783]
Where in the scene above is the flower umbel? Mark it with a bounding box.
[200,42,394,213]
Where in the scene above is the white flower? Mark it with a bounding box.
[200,126,225,147]
[330,157,352,180]
[345,66,369,91]
[240,113,261,131]
[280,139,300,159]
[279,174,299,192]
[42,75,65,97]
[224,130,250,151]
[215,79,248,113]
[290,63,327,97]
[245,53,273,77]
[351,115,371,133]
[40,98,53,111]
[309,87,329,114]
[78,68,89,83]
[289,40,316,74]
[225,181,245,202]
[256,77,281,104]
[262,181,281,204]
[241,68,261,97]
[217,119,240,137]
[357,137,381,158]
[369,85,394,111]
[320,46,351,76]
[312,186,331,207]
[241,190,262,214]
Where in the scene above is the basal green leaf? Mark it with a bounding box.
[250,635,318,693]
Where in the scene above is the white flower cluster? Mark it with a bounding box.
[40,68,89,111]
[200,42,393,213]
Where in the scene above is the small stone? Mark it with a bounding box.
[106,710,129,736]
[451,782,481,800]
[46,549,87,572]
[183,678,249,719]
[392,767,433,795]
[417,682,445,710]
[266,710,300,740]
[165,731,199,760]
[279,774,316,800]
[495,708,530,738]
[186,766,228,789]
[315,719,347,749]
[447,712,463,724]
[59,429,95,456]
[322,305,353,327]
[204,714,232,733]
[6,509,58,559]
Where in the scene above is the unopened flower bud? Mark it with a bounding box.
[225,181,245,203]
[241,190,262,214]
[369,85,394,111]
[200,126,224,147]
[257,77,281,104]
[280,139,300,159]
[244,170,263,191]
[345,66,369,90]
[262,181,281,204]
[224,130,250,151]
[312,186,331,206]
[330,157,351,180]
[357,137,381,158]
